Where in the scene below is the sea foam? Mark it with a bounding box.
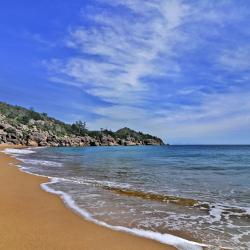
[20,159,63,167]
[41,178,209,250]
[4,148,35,155]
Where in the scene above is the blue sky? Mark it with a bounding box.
[1,0,250,144]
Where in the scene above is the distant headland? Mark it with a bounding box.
[0,102,164,147]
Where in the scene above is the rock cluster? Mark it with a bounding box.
[0,115,163,147]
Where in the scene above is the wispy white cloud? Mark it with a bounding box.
[219,46,250,72]
[89,89,250,142]
[44,0,250,143]
[48,0,190,104]
[23,31,56,48]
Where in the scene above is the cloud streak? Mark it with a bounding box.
[45,0,250,143]
[48,0,190,104]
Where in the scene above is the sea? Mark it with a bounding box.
[5,145,250,250]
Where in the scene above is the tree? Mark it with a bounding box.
[71,120,87,135]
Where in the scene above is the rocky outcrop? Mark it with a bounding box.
[0,106,165,147]
[144,139,161,145]
[0,119,164,148]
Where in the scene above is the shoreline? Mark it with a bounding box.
[0,144,176,250]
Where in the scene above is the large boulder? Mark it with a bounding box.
[99,134,116,146]
[0,129,7,136]
[118,139,126,145]
[124,141,137,146]
[27,140,38,147]
[0,134,7,143]
[144,139,159,145]
[108,141,119,146]
[90,140,99,146]
[27,132,48,146]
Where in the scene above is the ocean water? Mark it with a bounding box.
[5,146,250,250]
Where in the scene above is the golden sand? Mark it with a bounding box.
[0,145,176,250]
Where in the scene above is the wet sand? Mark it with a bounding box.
[0,145,176,250]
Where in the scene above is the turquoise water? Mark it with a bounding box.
[7,146,250,249]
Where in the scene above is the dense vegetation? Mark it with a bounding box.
[0,102,74,137]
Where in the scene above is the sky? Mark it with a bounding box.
[1,0,250,144]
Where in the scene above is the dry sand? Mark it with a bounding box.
[0,145,176,250]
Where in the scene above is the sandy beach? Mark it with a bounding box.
[0,145,176,250]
